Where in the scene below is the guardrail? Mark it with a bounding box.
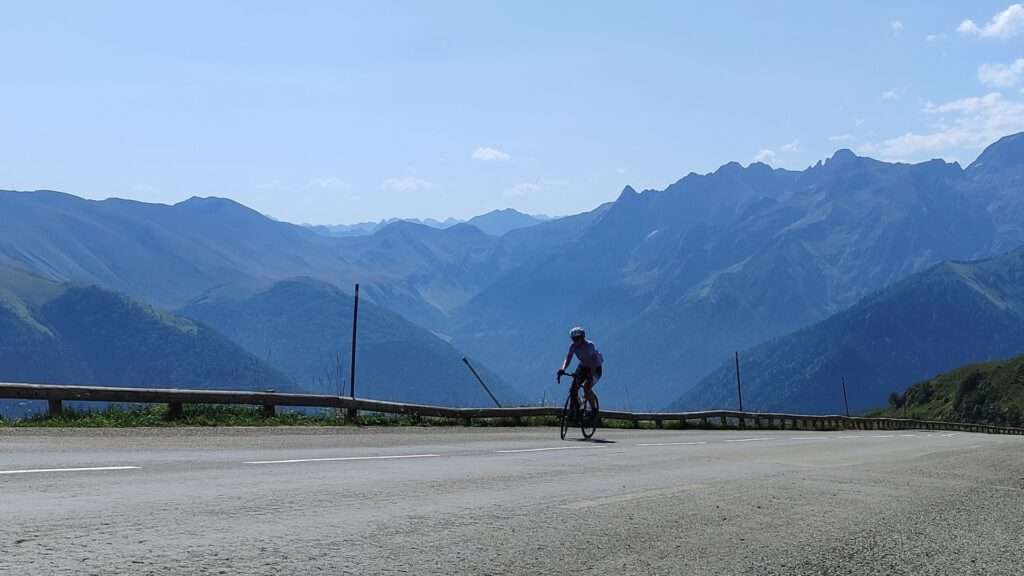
[2,382,1022,435]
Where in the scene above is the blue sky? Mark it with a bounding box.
[2,1,1023,223]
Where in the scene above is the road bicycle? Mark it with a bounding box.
[557,369,599,440]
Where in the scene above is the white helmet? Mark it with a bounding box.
[569,326,586,339]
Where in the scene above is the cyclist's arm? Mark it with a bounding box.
[560,347,574,372]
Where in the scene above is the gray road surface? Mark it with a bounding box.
[2,426,1022,575]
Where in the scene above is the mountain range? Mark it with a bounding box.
[180,277,522,407]
[305,208,549,238]
[673,247,1024,414]
[2,132,1023,412]
[0,265,290,419]
[452,134,1024,408]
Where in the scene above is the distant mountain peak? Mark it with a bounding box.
[465,208,546,236]
[714,161,744,176]
[968,131,1024,172]
[829,148,858,163]
[175,196,256,215]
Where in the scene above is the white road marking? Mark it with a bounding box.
[837,436,863,439]
[789,436,829,441]
[871,435,894,438]
[637,441,708,447]
[899,434,918,437]
[244,454,440,465]
[0,466,140,476]
[725,437,776,443]
[496,445,608,454]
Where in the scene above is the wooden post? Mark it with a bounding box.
[48,399,62,417]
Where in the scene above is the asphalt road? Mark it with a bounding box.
[2,426,1022,575]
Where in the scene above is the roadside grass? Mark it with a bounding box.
[1,405,863,430]
[1,405,456,428]
[0,406,856,430]
[0,405,567,428]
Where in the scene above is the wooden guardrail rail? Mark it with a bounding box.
[1,382,1022,435]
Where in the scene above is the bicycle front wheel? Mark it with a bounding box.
[559,394,572,440]
[580,394,599,439]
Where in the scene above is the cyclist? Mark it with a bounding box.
[557,326,603,407]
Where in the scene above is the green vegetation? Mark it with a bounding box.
[0,265,296,420]
[1,405,465,428]
[876,354,1024,427]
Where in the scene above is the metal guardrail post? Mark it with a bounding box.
[348,284,359,422]
[48,399,62,417]
[462,357,501,408]
[734,352,744,412]
[841,376,850,417]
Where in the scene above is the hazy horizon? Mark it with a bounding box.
[3,2,1023,224]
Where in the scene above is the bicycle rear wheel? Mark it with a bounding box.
[559,394,572,440]
[580,393,599,439]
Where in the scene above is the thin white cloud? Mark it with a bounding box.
[381,176,433,194]
[504,182,541,197]
[891,20,904,35]
[471,146,511,161]
[958,4,1024,39]
[781,140,800,152]
[926,33,948,42]
[829,134,853,142]
[881,89,900,100]
[310,177,347,189]
[503,178,568,198]
[753,149,776,165]
[979,58,1024,87]
[615,167,626,174]
[861,92,1024,160]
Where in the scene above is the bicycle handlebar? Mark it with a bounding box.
[556,369,580,384]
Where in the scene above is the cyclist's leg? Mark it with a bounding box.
[582,374,598,406]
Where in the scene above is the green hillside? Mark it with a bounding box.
[674,247,1024,414]
[0,266,291,419]
[180,277,523,407]
[877,354,1024,427]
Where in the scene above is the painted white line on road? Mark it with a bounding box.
[637,442,708,447]
[0,466,140,476]
[497,446,608,454]
[725,437,776,443]
[789,437,829,441]
[871,435,894,438]
[244,454,440,465]
[899,434,918,437]
[837,436,863,439]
